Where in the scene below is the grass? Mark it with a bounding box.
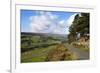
[21,45,57,63]
[64,52,78,60]
[45,44,78,61]
[21,44,78,63]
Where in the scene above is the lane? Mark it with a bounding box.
[64,43,89,60]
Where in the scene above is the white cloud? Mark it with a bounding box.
[59,20,65,24]
[66,13,77,26]
[29,11,77,34]
[29,11,57,33]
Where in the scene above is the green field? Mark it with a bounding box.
[21,32,78,63]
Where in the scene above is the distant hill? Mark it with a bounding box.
[21,32,68,37]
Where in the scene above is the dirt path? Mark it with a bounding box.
[64,44,89,60]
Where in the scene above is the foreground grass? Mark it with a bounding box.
[21,45,57,63]
[45,44,78,61]
[21,44,78,63]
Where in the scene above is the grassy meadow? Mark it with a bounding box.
[21,32,79,63]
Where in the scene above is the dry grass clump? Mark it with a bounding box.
[45,44,78,61]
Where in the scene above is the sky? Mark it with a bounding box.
[21,9,78,34]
